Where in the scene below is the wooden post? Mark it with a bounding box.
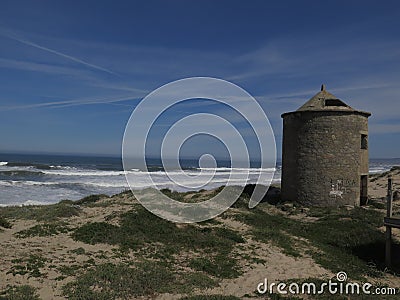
[386,175,393,267]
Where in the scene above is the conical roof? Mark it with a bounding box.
[282,85,371,117]
[297,84,354,112]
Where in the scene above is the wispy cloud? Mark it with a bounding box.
[0,57,93,78]
[228,33,400,83]
[0,29,119,76]
[256,82,396,105]
[87,80,149,94]
[0,94,142,112]
[1,26,400,136]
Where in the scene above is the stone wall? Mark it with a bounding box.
[281,111,369,206]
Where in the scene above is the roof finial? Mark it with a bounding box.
[321,84,326,91]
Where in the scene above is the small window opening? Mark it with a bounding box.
[361,134,368,149]
[324,99,348,107]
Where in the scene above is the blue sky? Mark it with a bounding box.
[0,0,399,159]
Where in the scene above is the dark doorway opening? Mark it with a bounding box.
[360,175,368,205]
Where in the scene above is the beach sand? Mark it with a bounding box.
[1,169,400,299]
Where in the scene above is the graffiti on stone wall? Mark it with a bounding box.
[329,178,356,199]
[330,180,344,198]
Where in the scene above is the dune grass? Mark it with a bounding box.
[1,186,399,299]
[0,285,40,300]
[7,254,47,278]
[236,205,388,280]
[66,203,245,298]
[0,202,80,222]
[0,216,12,229]
[15,222,70,238]
[72,205,244,258]
[74,194,108,205]
[62,261,218,299]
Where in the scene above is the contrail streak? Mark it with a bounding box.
[1,31,118,76]
[0,95,141,112]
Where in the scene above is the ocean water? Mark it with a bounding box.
[369,158,400,174]
[0,153,279,206]
[0,153,398,206]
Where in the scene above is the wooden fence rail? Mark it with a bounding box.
[385,175,396,267]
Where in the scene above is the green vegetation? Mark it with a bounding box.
[69,247,86,255]
[0,215,12,229]
[0,202,80,222]
[68,205,244,297]
[0,285,40,300]
[72,222,119,245]
[72,205,244,261]
[161,188,186,201]
[63,261,217,299]
[15,222,69,238]
[236,205,387,279]
[160,188,210,203]
[74,194,108,205]
[160,186,225,203]
[179,272,217,290]
[189,255,240,278]
[7,254,47,278]
[57,264,82,277]
[1,187,399,299]
[368,199,388,209]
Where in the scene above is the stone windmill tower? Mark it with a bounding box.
[281,85,371,206]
